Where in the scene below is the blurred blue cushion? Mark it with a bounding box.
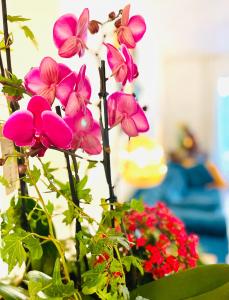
[161,162,187,204]
[185,164,214,187]
[172,188,221,211]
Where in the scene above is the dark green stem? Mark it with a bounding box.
[98,60,117,226]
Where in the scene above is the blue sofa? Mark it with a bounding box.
[133,162,228,262]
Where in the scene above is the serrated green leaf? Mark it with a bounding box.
[122,256,144,275]
[1,233,27,272]
[130,198,144,212]
[25,166,41,185]
[7,15,31,22]
[21,25,38,49]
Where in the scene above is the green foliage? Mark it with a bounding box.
[25,165,41,185]
[130,264,229,300]
[76,175,92,204]
[1,229,42,272]
[0,73,26,97]
[7,15,31,22]
[130,198,144,212]
[0,175,10,187]
[21,25,38,49]
[27,259,75,299]
[0,283,28,300]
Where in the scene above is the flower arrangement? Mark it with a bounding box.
[0,2,229,300]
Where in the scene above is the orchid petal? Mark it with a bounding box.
[122,46,136,81]
[104,43,124,69]
[113,64,128,85]
[121,117,138,136]
[24,67,48,95]
[81,135,102,155]
[107,92,124,126]
[74,109,93,133]
[27,96,51,132]
[90,121,101,138]
[121,4,130,26]
[77,8,89,41]
[128,15,146,42]
[75,65,91,100]
[41,111,72,149]
[117,92,138,115]
[53,14,77,48]
[117,26,136,49]
[58,36,81,58]
[58,63,72,82]
[132,105,149,132]
[65,92,83,116]
[3,111,34,146]
[56,72,76,106]
[40,57,59,84]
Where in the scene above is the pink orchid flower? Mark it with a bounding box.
[53,9,89,58]
[25,56,75,105]
[107,92,149,137]
[104,43,138,85]
[60,65,91,116]
[64,108,102,155]
[3,96,72,156]
[117,4,146,48]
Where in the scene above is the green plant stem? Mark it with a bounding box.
[98,60,117,227]
[55,106,83,290]
[27,165,72,283]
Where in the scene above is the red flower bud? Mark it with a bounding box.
[108,11,116,20]
[88,20,100,34]
[114,18,121,29]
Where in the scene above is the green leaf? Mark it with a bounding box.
[122,256,144,276]
[76,176,92,204]
[0,283,28,300]
[1,233,27,272]
[46,200,54,215]
[1,230,42,272]
[130,198,144,212]
[25,165,41,185]
[27,260,75,298]
[130,264,229,300]
[21,25,38,49]
[82,271,108,295]
[7,15,31,22]
[87,161,97,169]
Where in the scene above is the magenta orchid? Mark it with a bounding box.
[53,9,89,58]
[104,43,138,85]
[24,56,75,105]
[3,96,72,156]
[107,92,149,137]
[60,65,91,116]
[117,4,146,49]
[64,108,102,155]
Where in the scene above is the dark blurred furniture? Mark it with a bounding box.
[133,162,228,262]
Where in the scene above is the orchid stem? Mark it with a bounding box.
[98,60,117,227]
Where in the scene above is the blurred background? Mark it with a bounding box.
[1,0,229,274]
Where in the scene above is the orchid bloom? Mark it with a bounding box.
[53,9,89,58]
[25,56,75,105]
[64,108,102,155]
[117,4,146,49]
[104,43,138,85]
[107,92,149,137]
[60,65,91,117]
[3,96,72,156]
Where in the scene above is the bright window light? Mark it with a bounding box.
[217,77,229,97]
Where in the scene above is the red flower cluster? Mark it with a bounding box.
[124,202,199,279]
